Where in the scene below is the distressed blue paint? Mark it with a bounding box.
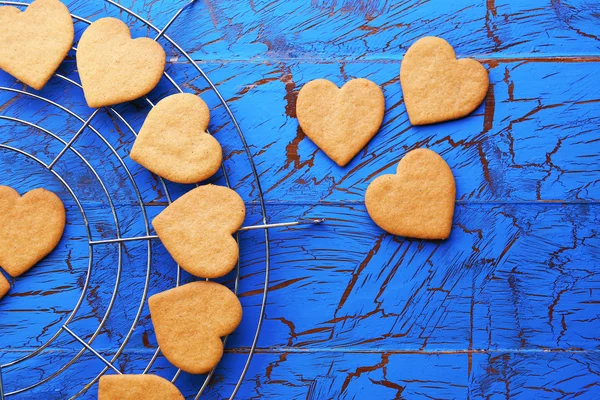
[1,0,600,399]
[74,0,600,60]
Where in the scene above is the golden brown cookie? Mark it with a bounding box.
[0,0,74,90]
[400,36,489,125]
[98,374,184,400]
[130,93,222,183]
[153,184,245,278]
[149,281,242,374]
[296,78,385,167]
[365,148,455,239]
[0,186,66,277]
[77,17,166,108]
[0,273,9,300]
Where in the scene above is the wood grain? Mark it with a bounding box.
[68,0,600,61]
[0,0,599,398]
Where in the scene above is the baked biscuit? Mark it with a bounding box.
[149,281,242,374]
[130,93,222,183]
[400,36,488,125]
[296,78,385,166]
[0,186,66,277]
[77,17,165,108]
[365,149,455,239]
[0,273,9,300]
[153,185,245,278]
[0,0,74,90]
[98,374,184,400]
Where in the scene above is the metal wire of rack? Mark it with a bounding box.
[0,1,275,398]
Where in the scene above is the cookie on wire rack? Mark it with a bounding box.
[77,17,166,108]
[130,93,223,184]
[0,186,66,277]
[98,374,184,400]
[152,184,245,279]
[149,281,243,374]
[0,0,74,90]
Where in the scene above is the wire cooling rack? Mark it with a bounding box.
[0,0,276,398]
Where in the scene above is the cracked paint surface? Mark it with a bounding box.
[1,0,600,398]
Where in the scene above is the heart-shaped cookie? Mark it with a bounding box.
[99,374,184,400]
[0,186,66,277]
[149,281,242,374]
[400,36,489,125]
[296,78,385,167]
[0,0,74,90]
[365,148,455,239]
[153,184,245,278]
[0,273,9,300]
[130,93,222,183]
[77,17,166,108]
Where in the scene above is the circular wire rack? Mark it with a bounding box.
[0,0,271,398]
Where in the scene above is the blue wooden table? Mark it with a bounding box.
[1,0,600,398]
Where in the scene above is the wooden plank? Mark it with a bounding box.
[486,0,600,58]
[3,350,600,399]
[236,203,600,352]
[2,203,598,354]
[63,0,600,60]
[3,59,599,206]
[1,0,600,398]
[0,350,470,399]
